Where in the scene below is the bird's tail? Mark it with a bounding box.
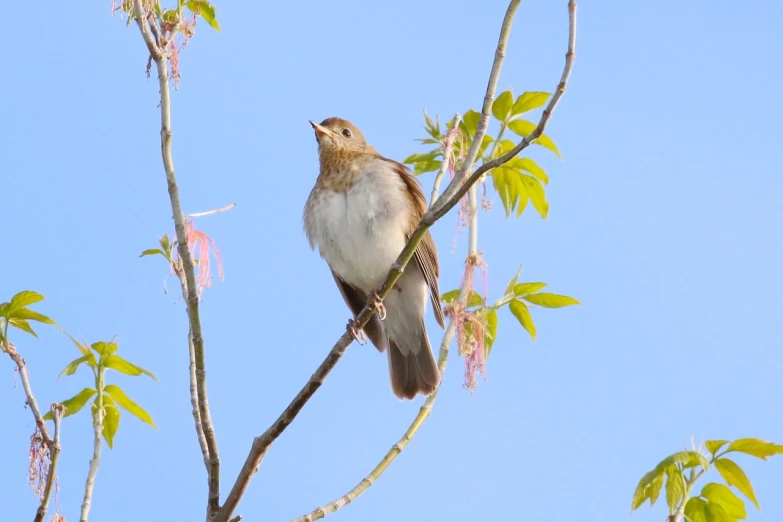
[388,328,440,400]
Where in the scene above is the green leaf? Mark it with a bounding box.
[461,110,481,137]
[140,249,165,258]
[161,9,178,23]
[512,91,550,116]
[104,384,156,428]
[9,318,38,338]
[632,469,665,510]
[665,466,686,514]
[686,498,709,522]
[513,282,547,296]
[521,175,549,218]
[653,451,695,474]
[58,388,97,418]
[186,1,220,31]
[517,158,549,185]
[96,395,121,449]
[58,354,97,378]
[159,234,172,256]
[507,119,562,159]
[413,159,442,176]
[492,91,514,122]
[91,341,118,356]
[509,300,536,340]
[504,264,524,296]
[491,167,525,218]
[13,308,56,325]
[726,438,782,460]
[103,354,157,381]
[705,500,733,522]
[494,139,517,158]
[683,450,711,471]
[706,440,730,455]
[523,293,580,308]
[66,333,92,356]
[701,483,747,519]
[441,289,483,308]
[482,308,499,359]
[403,151,440,165]
[714,458,759,509]
[10,291,45,310]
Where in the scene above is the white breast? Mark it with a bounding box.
[305,160,411,293]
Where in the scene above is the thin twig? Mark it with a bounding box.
[219,1,550,519]
[80,372,104,522]
[186,203,237,219]
[130,1,221,516]
[3,342,53,446]
[35,403,64,522]
[430,114,462,206]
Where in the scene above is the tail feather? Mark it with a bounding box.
[388,330,440,400]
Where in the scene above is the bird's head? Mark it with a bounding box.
[309,117,377,160]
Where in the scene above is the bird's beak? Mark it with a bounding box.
[309,120,331,142]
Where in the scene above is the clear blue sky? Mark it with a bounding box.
[2,1,782,521]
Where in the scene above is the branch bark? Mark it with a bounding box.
[35,403,64,522]
[80,371,104,522]
[130,1,221,517]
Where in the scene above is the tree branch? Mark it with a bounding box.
[35,403,64,522]
[3,342,53,446]
[130,1,221,516]
[80,371,104,522]
[429,114,461,206]
[218,0,563,519]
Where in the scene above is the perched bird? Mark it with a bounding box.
[303,117,445,400]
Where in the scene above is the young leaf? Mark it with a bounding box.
[9,291,45,310]
[492,166,525,218]
[413,159,442,176]
[512,91,550,116]
[685,498,708,522]
[492,90,514,122]
[441,289,483,308]
[714,458,759,509]
[704,501,733,522]
[9,318,38,338]
[507,119,562,159]
[483,308,499,359]
[461,109,481,137]
[514,282,547,296]
[517,158,549,185]
[665,466,686,514]
[706,440,730,455]
[521,175,549,218]
[66,333,92,356]
[140,249,165,258]
[683,450,710,471]
[104,384,156,429]
[632,469,665,510]
[701,483,747,520]
[186,0,220,31]
[159,234,172,255]
[13,308,56,325]
[58,388,97,418]
[523,293,580,308]
[58,354,97,378]
[504,264,524,296]
[509,300,536,340]
[103,354,157,381]
[403,151,440,164]
[91,341,119,356]
[98,395,121,449]
[726,438,782,460]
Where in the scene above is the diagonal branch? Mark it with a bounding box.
[218,0,572,519]
[4,342,53,446]
[34,403,64,522]
[130,0,221,516]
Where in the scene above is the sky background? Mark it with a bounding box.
[2,1,782,521]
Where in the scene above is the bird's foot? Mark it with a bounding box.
[347,318,368,344]
[368,292,387,321]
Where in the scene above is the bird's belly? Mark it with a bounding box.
[315,188,409,293]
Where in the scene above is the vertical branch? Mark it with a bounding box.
[80,370,104,522]
[130,1,221,515]
[430,114,462,206]
[35,403,64,522]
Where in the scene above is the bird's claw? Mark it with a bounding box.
[347,318,368,345]
[369,292,387,321]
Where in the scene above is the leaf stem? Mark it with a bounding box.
[80,367,104,522]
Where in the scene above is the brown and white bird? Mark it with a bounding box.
[303,117,445,400]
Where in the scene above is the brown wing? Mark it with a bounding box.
[330,270,389,352]
[381,158,446,329]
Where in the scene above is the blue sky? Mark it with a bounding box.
[2,1,782,521]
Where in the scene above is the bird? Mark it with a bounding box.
[303,117,445,400]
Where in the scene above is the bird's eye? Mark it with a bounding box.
[342,128,352,138]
